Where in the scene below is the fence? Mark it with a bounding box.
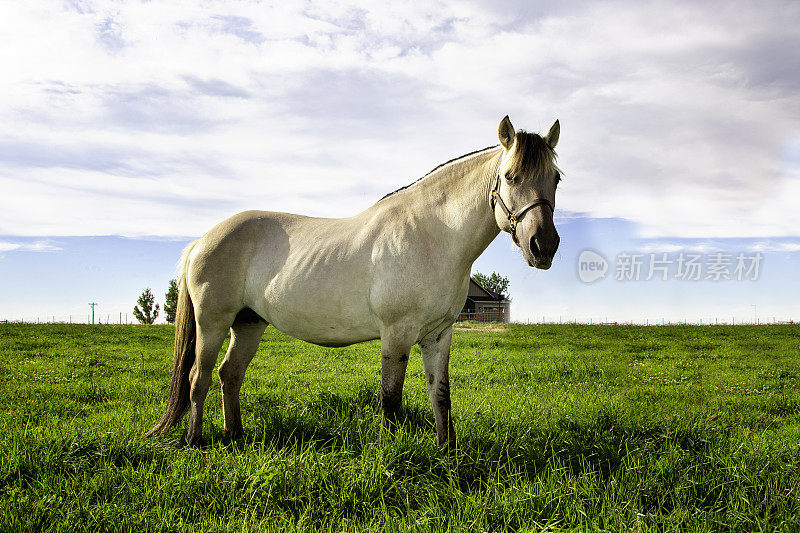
[0,316,795,326]
[520,317,796,326]
[0,313,137,325]
[456,311,508,323]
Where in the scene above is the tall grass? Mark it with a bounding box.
[0,323,798,531]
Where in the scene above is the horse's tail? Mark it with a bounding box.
[144,240,198,437]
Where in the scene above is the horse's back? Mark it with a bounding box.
[186,210,379,342]
[186,207,468,345]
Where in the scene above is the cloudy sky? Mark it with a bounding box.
[1,0,798,323]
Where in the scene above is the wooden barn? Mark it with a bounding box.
[457,278,511,323]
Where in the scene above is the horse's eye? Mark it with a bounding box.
[505,173,515,183]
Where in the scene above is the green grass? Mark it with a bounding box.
[1,323,799,532]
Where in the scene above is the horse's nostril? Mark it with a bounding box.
[532,234,558,257]
[530,236,540,257]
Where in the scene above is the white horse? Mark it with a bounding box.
[146,116,561,447]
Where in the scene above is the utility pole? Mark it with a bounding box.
[88,302,98,324]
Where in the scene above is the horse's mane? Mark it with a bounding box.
[379,146,498,201]
[379,129,557,201]
[507,130,558,179]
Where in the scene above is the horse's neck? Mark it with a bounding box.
[404,148,503,265]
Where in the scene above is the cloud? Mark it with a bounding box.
[275,68,429,137]
[0,240,61,253]
[209,15,266,44]
[100,83,233,133]
[0,1,798,239]
[96,14,126,52]
[636,243,712,254]
[183,76,251,98]
[632,237,800,255]
[746,241,800,253]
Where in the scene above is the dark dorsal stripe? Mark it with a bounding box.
[378,130,556,202]
[379,145,499,201]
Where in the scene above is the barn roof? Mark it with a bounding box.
[467,278,509,302]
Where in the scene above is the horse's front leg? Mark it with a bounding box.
[379,328,415,427]
[420,326,456,448]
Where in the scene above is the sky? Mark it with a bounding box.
[1,0,798,324]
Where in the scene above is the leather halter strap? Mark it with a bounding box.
[490,164,554,244]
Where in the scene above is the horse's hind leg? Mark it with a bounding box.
[187,319,231,447]
[218,311,268,438]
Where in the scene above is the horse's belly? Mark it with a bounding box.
[275,318,380,347]
[257,289,380,347]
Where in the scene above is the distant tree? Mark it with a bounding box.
[133,288,160,325]
[164,279,178,324]
[472,271,510,298]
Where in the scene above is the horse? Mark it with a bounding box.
[145,115,561,448]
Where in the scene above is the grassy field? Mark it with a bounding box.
[1,322,799,532]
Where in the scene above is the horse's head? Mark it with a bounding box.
[492,115,561,269]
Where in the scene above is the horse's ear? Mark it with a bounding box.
[498,115,516,150]
[544,119,560,149]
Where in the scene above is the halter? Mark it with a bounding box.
[489,162,554,244]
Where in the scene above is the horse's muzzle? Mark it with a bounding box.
[529,233,559,270]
